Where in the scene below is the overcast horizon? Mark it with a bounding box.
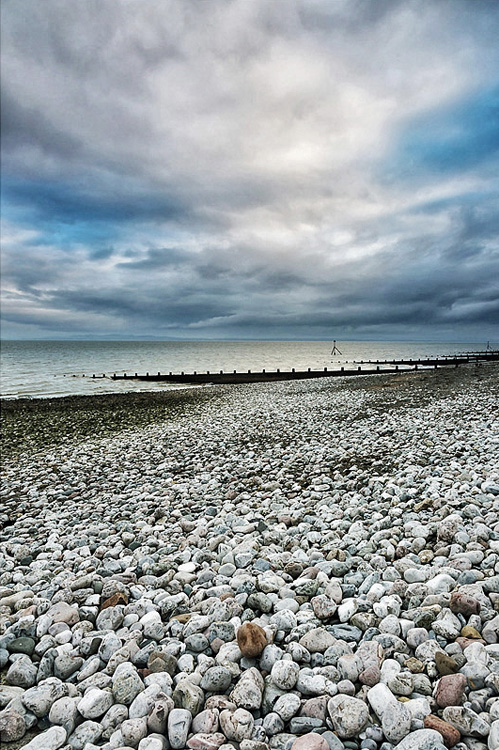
[1,0,498,343]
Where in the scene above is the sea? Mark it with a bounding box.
[0,340,487,399]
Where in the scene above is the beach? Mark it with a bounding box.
[1,363,498,749]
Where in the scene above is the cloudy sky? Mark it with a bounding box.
[1,0,498,341]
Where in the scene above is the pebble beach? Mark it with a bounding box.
[1,364,499,750]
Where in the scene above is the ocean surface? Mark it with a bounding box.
[0,340,486,399]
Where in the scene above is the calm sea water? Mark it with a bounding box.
[0,340,485,399]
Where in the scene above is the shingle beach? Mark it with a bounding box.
[1,363,499,750]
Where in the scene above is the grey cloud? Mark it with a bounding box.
[1,0,498,340]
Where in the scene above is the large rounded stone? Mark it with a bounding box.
[237,623,267,658]
[112,662,145,706]
[299,628,337,653]
[22,726,67,749]
[219,708,254,742]
[200,666,232,693]
[435,674,467,708]
[6,655,38,688]
[424,714,461,748]
[0,709,26,742]
[327,695,369,738]
[48,696,79,735]
[22,678,67,717]
[271,660,300,690]
[173,679,205,715]
[393,728,447,750]
[77,687,114,719]
[168,708,192,749]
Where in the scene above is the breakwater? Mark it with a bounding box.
[96,350,499,385]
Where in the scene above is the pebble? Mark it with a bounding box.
[219,707,254,741]
[0,708,27,742]
[168,708,193,749]
[423,714,461,747]
[291,734,330,750]
[1,367,498,750]
[392,728,447,749]
[435,674,467,708]
[22,726,67,749]
[237,623,267,658]
[77,686,114,719]
[327,694,369,738]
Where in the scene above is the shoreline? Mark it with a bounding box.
[2,363,497,462]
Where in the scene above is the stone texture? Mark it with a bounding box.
[291,733,330,750]
[327,694,369,738]
[237,623,267,658]
[424,714,461,748]
[435,674,467,708]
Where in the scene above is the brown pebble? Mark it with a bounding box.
[418,550,434,564]
[424,714,461,748]
[435,651,459,675]
[100,592,128,610]
[237,622,267,658]
[404,657,425,673]
[170,613,192,623]
[285,562,304,579]
[301,567,320,580]
[460,625,482,639]
[279,515,296,527]
[435,673,467,708]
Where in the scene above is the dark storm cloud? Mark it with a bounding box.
[1,0,498,341]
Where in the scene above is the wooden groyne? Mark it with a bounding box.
[92,350,498,385]
[355,351,499,367]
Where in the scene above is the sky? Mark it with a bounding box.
[1,0,498,342]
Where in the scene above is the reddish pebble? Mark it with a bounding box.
[456,636,486,650]
[359,665,381,686]
[435,674,467,708]
[424,714,461,748]
[291,733,330,750]
[450,592,481,616]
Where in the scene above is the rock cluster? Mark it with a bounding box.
[1,367,499,750]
